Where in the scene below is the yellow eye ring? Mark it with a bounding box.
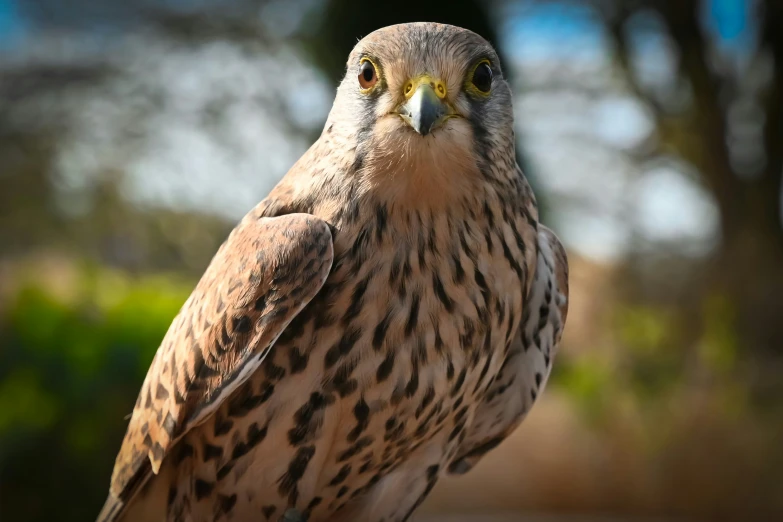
[358,57,380,93]
[466,59,493,96]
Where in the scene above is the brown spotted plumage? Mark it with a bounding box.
[98,22,569,522]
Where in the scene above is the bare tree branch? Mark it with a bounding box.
[758,0,783,226]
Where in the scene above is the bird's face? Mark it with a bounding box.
[325,23,515,205]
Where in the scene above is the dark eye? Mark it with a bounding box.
[358,60,378,90]
[471,62,493,93]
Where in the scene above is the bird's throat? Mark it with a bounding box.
[356,117,483,211]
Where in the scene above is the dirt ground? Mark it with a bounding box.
[412,513,695,522]
[412,513,686,522]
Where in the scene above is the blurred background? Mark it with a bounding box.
[1,0,782,521]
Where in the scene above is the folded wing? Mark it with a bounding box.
[98,213,334,522]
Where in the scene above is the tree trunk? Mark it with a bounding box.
[659,0,783,356]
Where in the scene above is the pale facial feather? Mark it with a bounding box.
[358,114,481,211]
[321,23,510,213]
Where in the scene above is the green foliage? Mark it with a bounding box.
[0,261,192,522]
[0,369,58,433]
[550,356,613,423]
[614,304,682,405]
[551,298,748,430]
[551,303,683,427]
[698,294,739,375]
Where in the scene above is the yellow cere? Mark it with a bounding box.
[403,75,448,100]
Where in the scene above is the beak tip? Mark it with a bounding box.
[406,115,431,136]
[400,85,447,136]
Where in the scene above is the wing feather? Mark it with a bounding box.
[98,212,333,522]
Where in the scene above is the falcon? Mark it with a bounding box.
[98,22,569,522]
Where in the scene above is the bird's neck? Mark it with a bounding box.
[258,125,529,234]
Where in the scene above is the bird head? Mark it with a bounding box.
[323,23,515,205]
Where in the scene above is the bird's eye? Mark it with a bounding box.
[471,61,493,94]
[358,59,378,91]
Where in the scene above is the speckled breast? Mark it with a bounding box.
[178,200,530,520]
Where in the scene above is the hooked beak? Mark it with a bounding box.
[397,75,453,136]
